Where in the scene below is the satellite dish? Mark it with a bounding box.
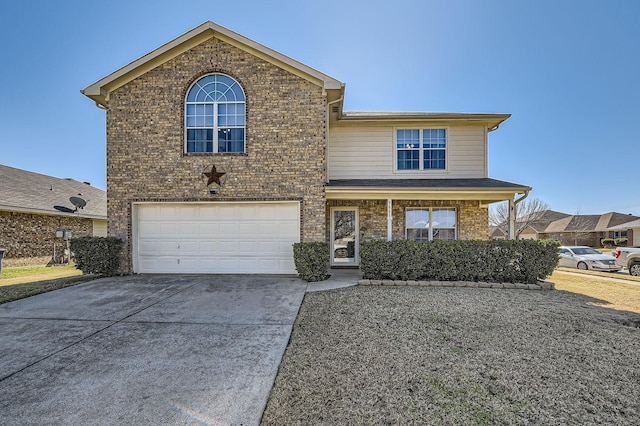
[54,205,76,214]
[69,196,86,210]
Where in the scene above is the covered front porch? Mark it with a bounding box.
[325,179,531,267]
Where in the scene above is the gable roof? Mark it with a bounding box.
[595,212,640,231]
[0,165,106,219]
[81,22,511,131]
[81,21,344,108]
[489,225,507,237]
[543,212,640,233]
[608,218,640,231]
[523,210,572,233]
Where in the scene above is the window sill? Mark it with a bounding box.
[183,152,248,157]
[393,169,449,174]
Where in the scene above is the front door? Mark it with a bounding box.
[331,208,358,266]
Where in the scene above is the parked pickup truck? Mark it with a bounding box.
[614,247,640,276]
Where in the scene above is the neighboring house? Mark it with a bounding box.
[489,225,507,240]
[81,21,530,274]
[514,210,571,240]
[607,218,640,246]
[0,165,107,267]
[540,212,640,247]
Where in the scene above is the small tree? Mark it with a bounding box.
[489,198,549,239]
[568,210,595,246]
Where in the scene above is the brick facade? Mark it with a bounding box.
[0,211,93,267]
[106,38,327,273]
[326,199,489,243]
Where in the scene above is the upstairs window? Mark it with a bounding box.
[396,129,447,170]
[406,208,457,241]
[185,74,245,153]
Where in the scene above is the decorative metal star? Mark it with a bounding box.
[203,165,226,186]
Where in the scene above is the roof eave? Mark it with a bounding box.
[325,186,531,201]
[0,204,107,220]
[337,112,511,129]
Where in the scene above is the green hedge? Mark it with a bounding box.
[360,239,559,284]
[293,242,330,282]
[601,238,615,247]
[614,237,628,247]
[70,237,124,276]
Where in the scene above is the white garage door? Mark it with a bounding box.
[133,202,300,274]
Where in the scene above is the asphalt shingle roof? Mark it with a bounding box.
[543,212,640,233]
[327,178,530,190]
[0,164,106,219]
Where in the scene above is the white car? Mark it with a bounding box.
[559,246,622,272]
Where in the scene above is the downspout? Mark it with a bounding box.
[325,92,344,184]
[508,190,529,240]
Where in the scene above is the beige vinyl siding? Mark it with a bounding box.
[92,219,108,237]
[328,125,487,179]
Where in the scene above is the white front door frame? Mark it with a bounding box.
[330,206,359,267]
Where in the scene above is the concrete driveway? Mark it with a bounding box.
[0,274,310,425]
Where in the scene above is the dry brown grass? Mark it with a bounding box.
[551,270,640,313]
[263,285,640,425]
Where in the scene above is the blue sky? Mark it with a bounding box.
[1,0,638,215]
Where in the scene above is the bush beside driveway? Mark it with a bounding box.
[262,285,640,425]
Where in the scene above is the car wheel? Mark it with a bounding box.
[577,262,588,270]
[630,262,640,277]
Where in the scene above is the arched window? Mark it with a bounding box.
[185,74,245,153]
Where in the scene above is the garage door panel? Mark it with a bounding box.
[139,257,179,272]
[139,241,178,256]
[178,223,199,234]
[199,223,218,235]
[135,202,300,274]
[179,206,202,221]
[218,222,237,235]
[277,222,299,236]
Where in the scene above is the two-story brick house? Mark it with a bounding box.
[82,21,530,274]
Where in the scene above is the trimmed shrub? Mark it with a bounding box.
[360,239,559,284]
[70,237,123,276]
[601,238,615,248]
[614,237,628,247]
[293,242,330,282]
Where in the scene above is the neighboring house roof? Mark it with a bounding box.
[326,178,531,201]
[81,21,344,108]
[0,164,107,219]
[524,210,572,233]
[543,212,640,234]
[489,226,507,238]
[544,215,600,233]
[607,218,640,231]
[595,212,640,231]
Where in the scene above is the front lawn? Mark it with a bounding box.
[552,269,640,313]
[262,276,640,424]
[0,265,82,283]
[0,265,94,304]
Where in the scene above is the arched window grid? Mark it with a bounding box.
[185,74,246,154]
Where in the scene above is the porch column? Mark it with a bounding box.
[508,198,515,240]
[387,198,393,241]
